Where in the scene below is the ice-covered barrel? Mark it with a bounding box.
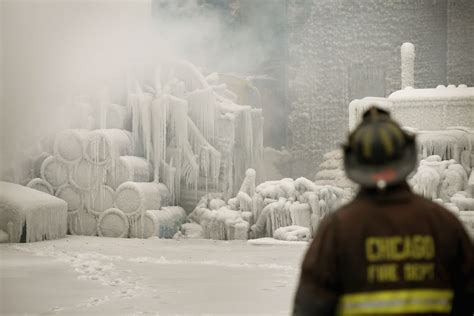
[55,183,83,214]
[115,182,170,215]
[41,156,69,189]
[85,184,115,216]
[54,129,88,164]
[69,159,106,191]
[129,210,159,239]
[106,156,153,190]
[32,152,50,178]
[149,206,187,238]
[69,211,98,236]
[97,208,129,238]
[26,178,54,195]
[84,129,133,166]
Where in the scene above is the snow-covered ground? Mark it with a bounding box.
[1,236,308,315]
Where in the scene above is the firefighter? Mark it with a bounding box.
[293,107,474,315]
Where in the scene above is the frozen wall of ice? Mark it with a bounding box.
[447,0,474,86]
[287,0,451,177]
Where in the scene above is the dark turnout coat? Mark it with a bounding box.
[293,183,474,315]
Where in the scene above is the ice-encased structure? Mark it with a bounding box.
[187,168,353,241]
[0,181,67,242]
[346,43,474,239]
[349,86,474,132]
[7,59,264,240]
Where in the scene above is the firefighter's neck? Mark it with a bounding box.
[359,181,411,197]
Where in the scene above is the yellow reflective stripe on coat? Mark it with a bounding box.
[338,289,453,315]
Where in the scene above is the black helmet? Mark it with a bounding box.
[343,106,416,189]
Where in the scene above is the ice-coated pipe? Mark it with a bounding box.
[401,42,415,89]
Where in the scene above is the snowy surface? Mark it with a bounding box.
[0,236,308,315]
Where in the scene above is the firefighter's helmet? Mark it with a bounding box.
[343,106,417,189]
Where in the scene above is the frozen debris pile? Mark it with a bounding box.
[9,59,264,240]
[409,155,474,239]
[0,181,67,242]
[187,168,354,241]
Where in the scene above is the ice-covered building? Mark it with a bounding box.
[287,0,474,177]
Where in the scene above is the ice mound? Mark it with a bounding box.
[274,225,311,242]
[0,181,67,242]
[188,169,354,241]
[180,222,203,239]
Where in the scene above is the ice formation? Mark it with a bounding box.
[69,159,106,191]
[274,225,311,242]
[345,42,474,239]
[2,59,264,241]
[187,169,353,241]
[409,155,474,238]
[0,181,67,242]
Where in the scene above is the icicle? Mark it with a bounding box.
[187,118,221,189]
[187,87,216,144]
[251,109,264,183]
[151,96,168,182]
[138,93,153,162]
[168,95,188,150]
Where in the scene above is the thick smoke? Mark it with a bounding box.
[0,0,283,181]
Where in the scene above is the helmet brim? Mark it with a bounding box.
[344,143,417,188]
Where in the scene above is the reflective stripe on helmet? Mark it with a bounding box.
[337,289,453,315]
